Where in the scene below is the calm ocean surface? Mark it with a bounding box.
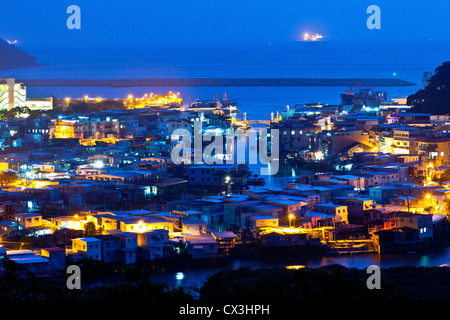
[1,40,449,119]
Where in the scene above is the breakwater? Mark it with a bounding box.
[17,78,416,87]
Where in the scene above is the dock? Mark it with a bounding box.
[324,240,377,255]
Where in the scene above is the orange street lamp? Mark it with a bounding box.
[289,214,295,228]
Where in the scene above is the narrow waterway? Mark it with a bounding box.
[149,246,450,291]
[148,164,449,293]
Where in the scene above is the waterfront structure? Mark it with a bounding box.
[0,78,53,110]
[250,215,279,229]
[185,234,219,259]
[313,203,349,224]
[0,78,26,110]
[395,213,433,243]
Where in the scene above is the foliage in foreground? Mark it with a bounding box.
[199,264,450,300]
[1,261,449,300]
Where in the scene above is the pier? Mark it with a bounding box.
[324,240,377,255]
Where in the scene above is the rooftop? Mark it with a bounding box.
[315,203,346,208]
[185,234,216,244]
[94,234,120,241]
[211,231,236,239]
[251,215,278,220]
[73,237,101,243]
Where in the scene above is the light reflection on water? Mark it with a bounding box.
[151,246,450,290]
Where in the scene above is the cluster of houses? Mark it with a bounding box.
[0,97,449,278]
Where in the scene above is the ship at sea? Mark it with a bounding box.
[340,82,387,106]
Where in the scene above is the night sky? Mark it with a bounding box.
[1,0,449,49]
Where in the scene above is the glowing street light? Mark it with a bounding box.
[315,151,324,161]
[289,214,295,227]
[175,272,184,280]
[93,160,104,168]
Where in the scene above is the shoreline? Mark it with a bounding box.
[0,63,47,71]
[15,77,417,87]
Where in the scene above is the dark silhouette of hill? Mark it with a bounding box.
[0,38,40,70]
[408,61,450,114]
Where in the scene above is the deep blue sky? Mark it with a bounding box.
[1,0,449,49]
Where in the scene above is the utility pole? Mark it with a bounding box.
[407,186,410,213]
[238,205,242,241]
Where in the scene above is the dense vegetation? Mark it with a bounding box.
[200,265,450,300]
[53,100,128,115]
[0,100,128,120]
[1,261,449,300]
[408,61,450,114]
[0,258,193,300]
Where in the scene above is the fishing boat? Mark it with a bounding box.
[340,82,387,106]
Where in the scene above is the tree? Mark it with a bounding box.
[0,106,32,119]
[0,170,19,186]
[83,221,98,236]
[3,259,30,282]
[407,61,450,114]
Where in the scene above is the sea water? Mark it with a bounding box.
[1,40,448,120]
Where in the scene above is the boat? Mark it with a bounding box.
[340,82,387,106]
[248,175,265,186]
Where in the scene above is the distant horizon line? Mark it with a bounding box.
[14,77,417,87]
[13,38,450,50]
